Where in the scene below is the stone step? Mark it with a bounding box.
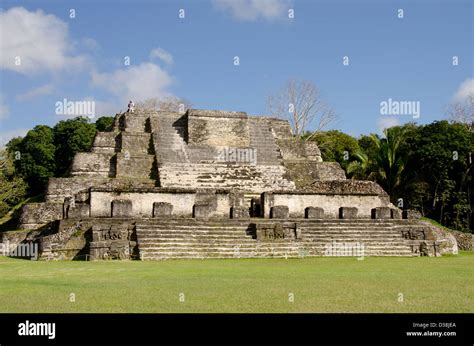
[140,249,414,259]
[136,229,403,237]
[137,226,405,233]
[137,242,411,249]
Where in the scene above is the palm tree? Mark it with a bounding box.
[370,127,409,197]
[346,149,369,179]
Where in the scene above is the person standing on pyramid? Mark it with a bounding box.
[127,100,135,113]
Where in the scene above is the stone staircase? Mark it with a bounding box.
[298,220,415,256]
[135,219,417,260]
[249,118,283,165]
[152,114,190,163]
[136,220,301,260]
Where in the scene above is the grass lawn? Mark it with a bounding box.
[0,252,473,313]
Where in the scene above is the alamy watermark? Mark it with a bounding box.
[216,147,257,165]
[0,241,38,260]
[55,98,96,119]
[380,98,420,119]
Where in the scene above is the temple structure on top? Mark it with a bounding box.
[7,109,458,260]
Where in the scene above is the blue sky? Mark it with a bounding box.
[0,0,472,145]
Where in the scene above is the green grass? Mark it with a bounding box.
[0,253,473,313]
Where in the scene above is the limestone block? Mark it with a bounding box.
[304,141,323,162]
[153,202,173,218]
[70,152,113,176]
[92,132,118,153]
[115,153,155,179]
[121,132,151,154]
[256,223,297,241]
[193,202,211,218]
[371,207,391,219]
[67,204,90,218]
[311,162,346,180]
[391,208,402,219]
[268,118,293,139]
[231,206,249,219]
[124,114,148,132]
[112,200,133,217]
[339,207,358,219]
[187,109,250,147]
[270,205,289,219]
[403,210,422,219]
[305,207,324,219]
[193,203,211,219]
[18,203,64,229]
[89,240,130,260]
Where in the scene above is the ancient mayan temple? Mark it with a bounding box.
[12,109,457,260]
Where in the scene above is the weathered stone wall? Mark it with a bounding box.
[262,192,391,218]
[266,118,293,139]
[307,180,386,194]
[18,203,64,229]
[70,152,114,177]
[157,163,295,192]
[123,113,148,132]
[187,110,250,147]
[91,132,119,153]
[46,177,100,202]
[283,162,346,187]
[120,132,152,154]
[46,177,156,203]
[89,188,233,218]
[449,230,473,251]
[277,138,308,161]
[115,153,155,179]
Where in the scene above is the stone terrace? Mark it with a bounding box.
[9,108,458,260]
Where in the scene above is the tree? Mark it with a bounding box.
[407,121,472,229]
[306,130,360,171]
[135,96,192,112]
[447,94,473,132]
[346,149,372,180]
[53,117,96,176]
[7,125,56,194]
[95,116,114,132]
[267,78,337,138]
[368,127,409,199]
[0,149,28,217]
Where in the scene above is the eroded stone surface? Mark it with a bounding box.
[339,207,358,219]
[9,108,458,259]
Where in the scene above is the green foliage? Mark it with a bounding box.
[0,149,28,218]
[53,117,97,176]
[7,125,56,194]
[402,121,473,230]
[307,130,360,171]
[370,126,409,197]
[95,116,114,132]
[346,149,372,180]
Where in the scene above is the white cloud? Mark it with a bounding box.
[91,62,174,104]
[150,48,173,65]
[453,78,474,101]
[212,0,290,21]
[81,37,100,51]
[377,116,400,133]
[0,128,28,148]
[16,83,55,101]
[0,7,86,74]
